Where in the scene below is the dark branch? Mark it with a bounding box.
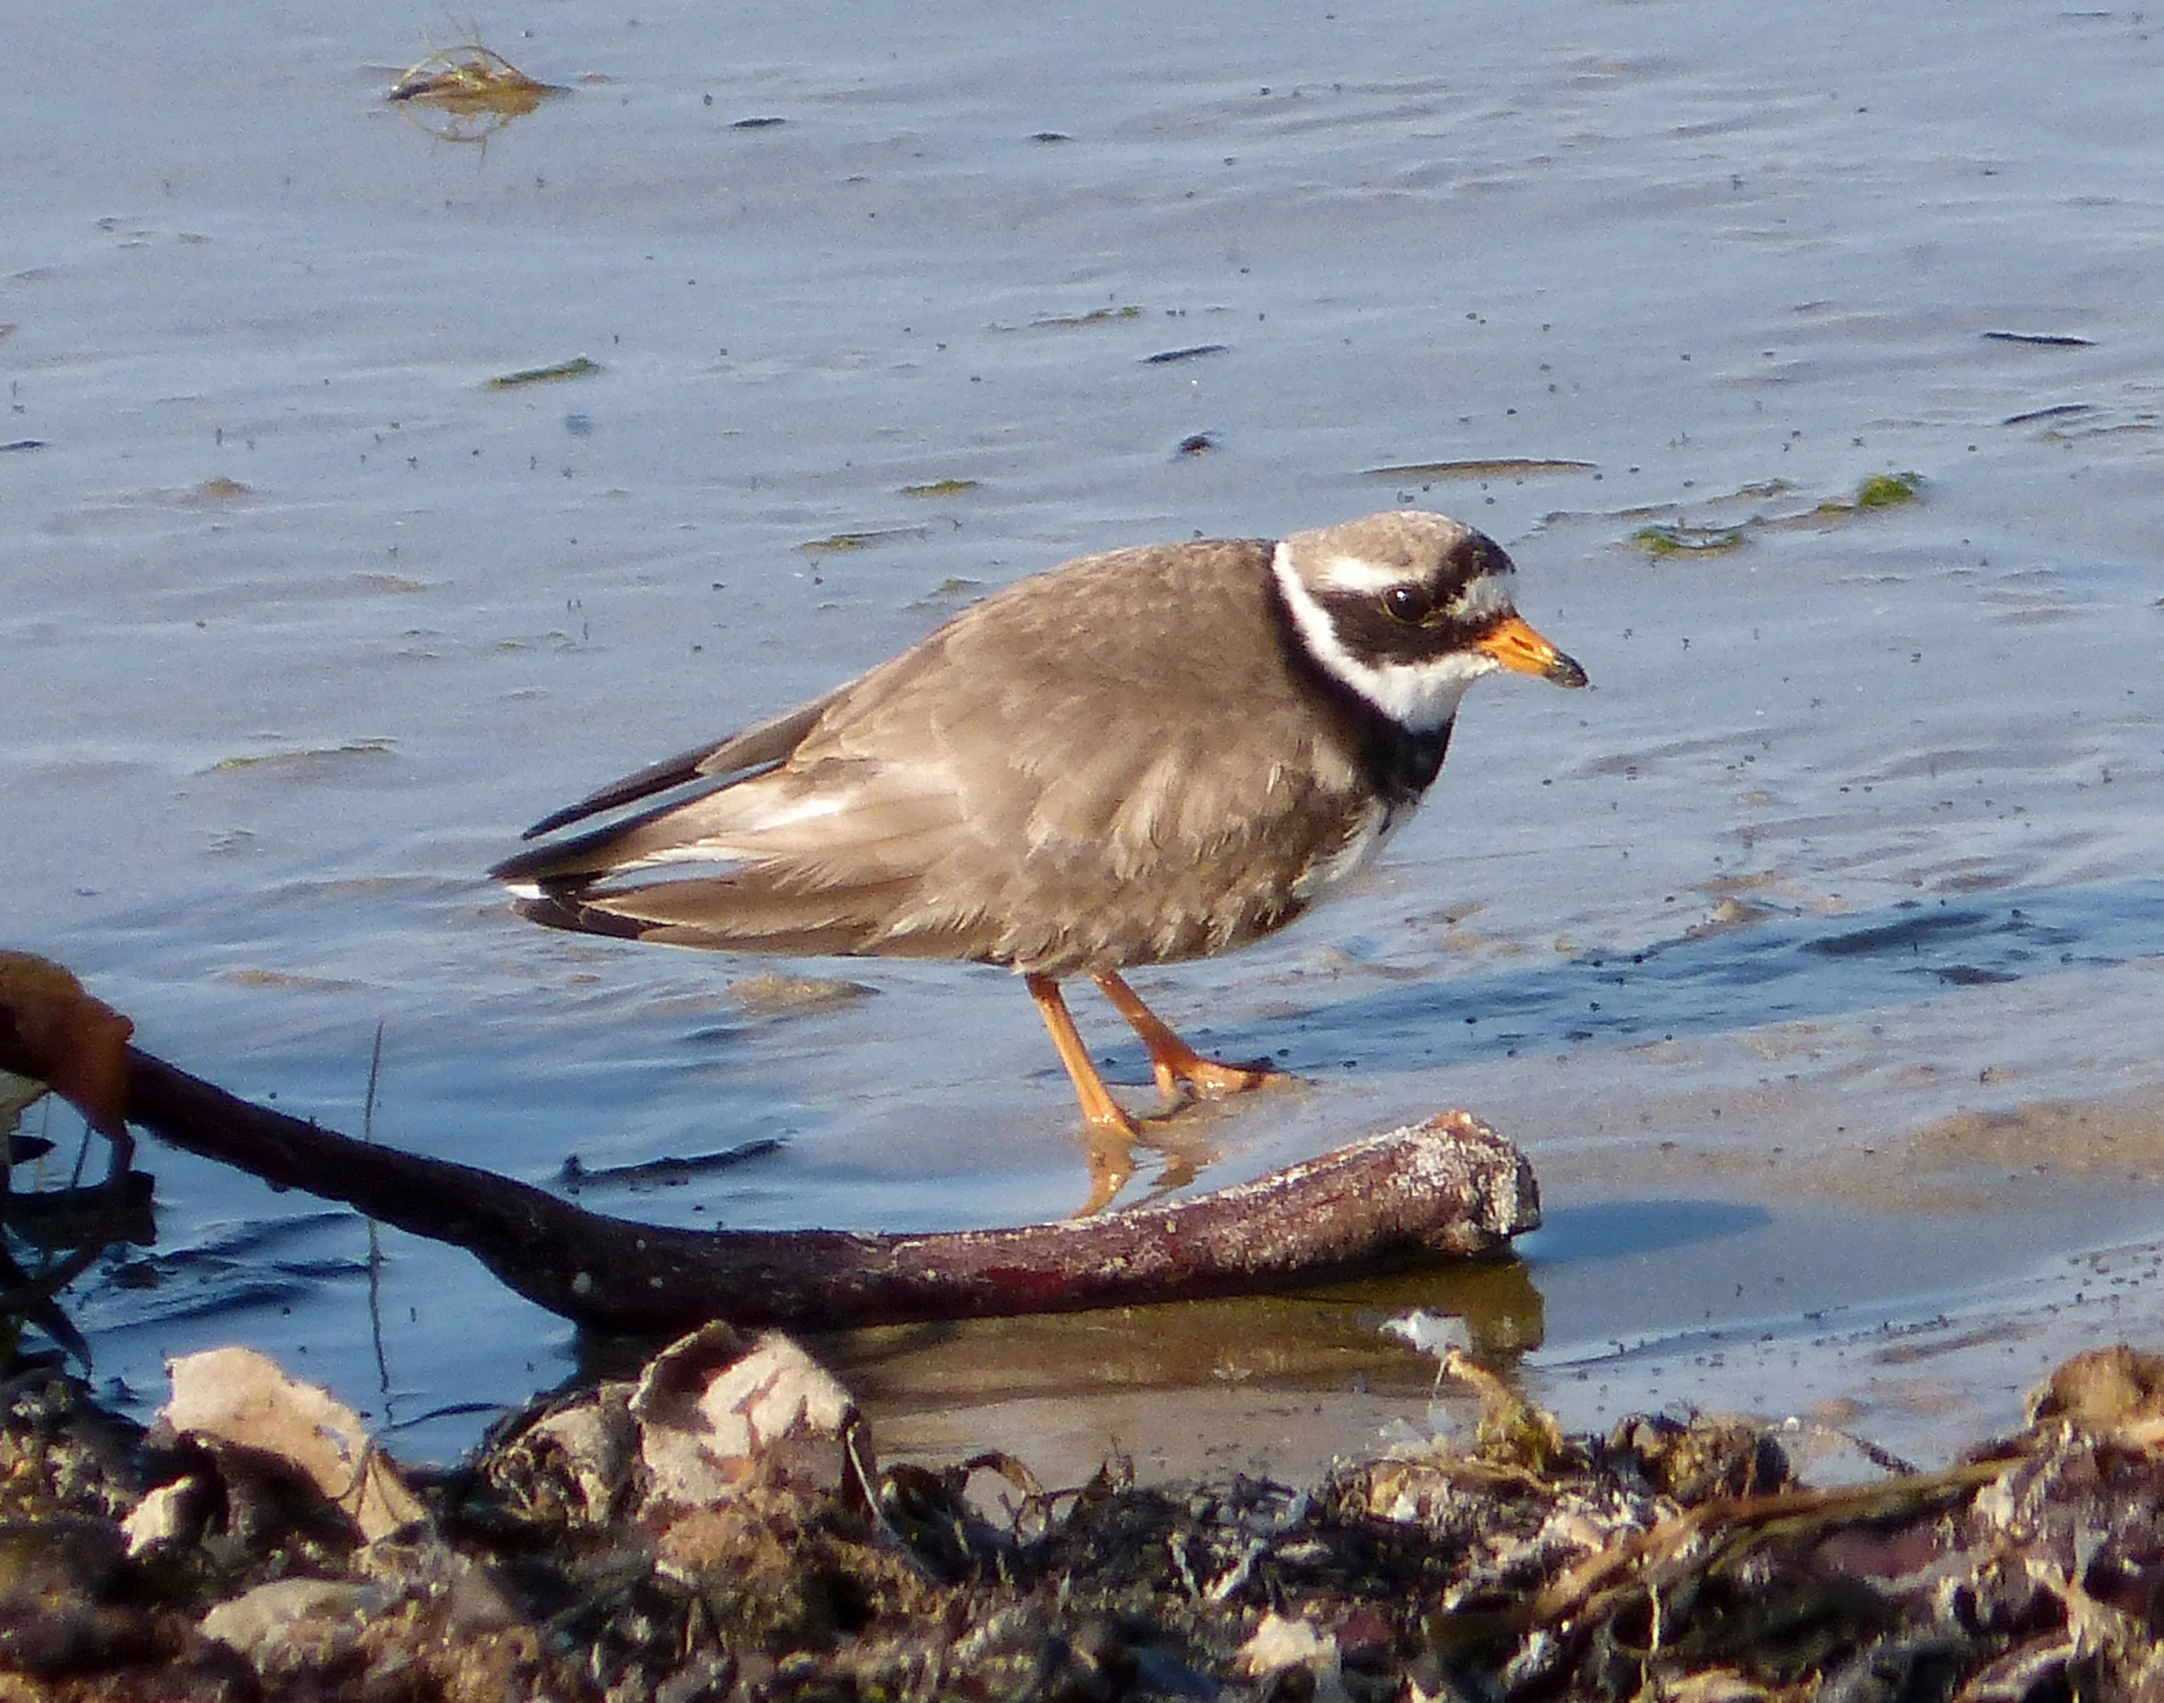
[0,1029,1538,1336]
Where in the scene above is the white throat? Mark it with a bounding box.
[1270,540,1497,733]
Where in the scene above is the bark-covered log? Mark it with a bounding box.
[1,1028,1539,1336]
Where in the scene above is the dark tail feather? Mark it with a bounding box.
[510,891,649,941]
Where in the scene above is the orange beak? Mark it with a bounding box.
[1478,614,1588,688]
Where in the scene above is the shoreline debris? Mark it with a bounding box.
[8,1327,2164,1699]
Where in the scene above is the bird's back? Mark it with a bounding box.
[502,537,1404,975]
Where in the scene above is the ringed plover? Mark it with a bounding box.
[491,511,1587,1207]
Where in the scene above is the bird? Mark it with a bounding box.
[491,510,1587,1209]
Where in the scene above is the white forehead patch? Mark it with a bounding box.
[1316,551,1420,594]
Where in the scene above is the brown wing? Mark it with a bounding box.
[493,539,1382,973]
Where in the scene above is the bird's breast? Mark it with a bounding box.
[1288,795,1414,904]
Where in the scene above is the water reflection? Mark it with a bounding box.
[814,1251,1547,1415]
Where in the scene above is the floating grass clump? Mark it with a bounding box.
[389,39,566,141]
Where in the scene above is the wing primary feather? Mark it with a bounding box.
[520,742,738,840]
[490,777,740,887]
[516,691,838,840]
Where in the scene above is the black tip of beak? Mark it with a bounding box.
[1546,652,1590,689]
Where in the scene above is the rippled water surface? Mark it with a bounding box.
[6,0,2162,1464]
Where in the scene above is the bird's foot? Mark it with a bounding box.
[1088,972,1282,1107]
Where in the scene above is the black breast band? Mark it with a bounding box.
[1264,577,1456,807]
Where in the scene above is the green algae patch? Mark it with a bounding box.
[730,973,878,1018]
[1790,470,1923,523]
[988,306,1144,332]
[1629,523,1748,558]
[909,576,987,611]
[1628,471,1921,554]
[898,479,979,498]
[1855,471,1922,508]
[486,357,599,390]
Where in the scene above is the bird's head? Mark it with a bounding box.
[1272,510,1587,731]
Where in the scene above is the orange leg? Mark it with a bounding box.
[1091,970,1276,1102]
[1025,973,1137,1213]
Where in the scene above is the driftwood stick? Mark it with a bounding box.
[1,1033,1539,1335]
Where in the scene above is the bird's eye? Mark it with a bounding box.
[1382,584,1434,625]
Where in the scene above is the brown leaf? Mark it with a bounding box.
[0,952,134,1135]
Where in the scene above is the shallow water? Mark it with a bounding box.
[6,0,2163,1464]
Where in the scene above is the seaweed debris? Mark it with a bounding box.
[797,527,932,554]
[1031,306,1143,330]
[1981,330,2094,348]
[8,1329,2164,1701]
[486,356,601,390]
[1364,458,1600,481]
[1624,472,1922,558]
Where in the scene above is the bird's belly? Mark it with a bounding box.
[957,797,1411,976]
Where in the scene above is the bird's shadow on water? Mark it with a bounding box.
[1253,878,2164,1076]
